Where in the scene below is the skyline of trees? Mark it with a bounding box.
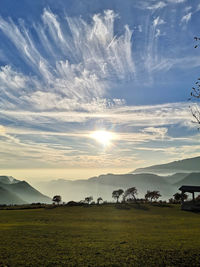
[51,188,196,205]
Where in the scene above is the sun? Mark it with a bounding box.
[90,130,115,146]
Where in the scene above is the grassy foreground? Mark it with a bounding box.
[0,204,200,266]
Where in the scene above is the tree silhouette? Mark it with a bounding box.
[173,192,188,203]
[144,190,161,202]
[112,189,124,203]
[124,187,137,203]
[52,195,62,205]
[84,196,93,204]
[145,190,152,202]
[97,197,103,204]
[196,194,200,201]
[189,37,200,126]
[151,191,161,202]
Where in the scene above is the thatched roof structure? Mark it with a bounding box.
[179,185,200,193]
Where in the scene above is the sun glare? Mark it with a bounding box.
[90,130,115,146]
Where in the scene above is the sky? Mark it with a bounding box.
[0,0,200,182]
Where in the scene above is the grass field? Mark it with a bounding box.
[0,204,200,266]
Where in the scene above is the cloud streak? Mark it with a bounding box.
[0,102,193,126]
[147,2,167,10]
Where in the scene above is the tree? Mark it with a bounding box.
[173,192,188,203]
[189,37,200,126]
[145,190,161,202]
[112,189,124,203]
[124,187,137,203]
[84,196,93,204]
[168,198,174,204]
[196,194,200,201]
[52,195,62,205]
[145,190,152,202]
[97,197,103,204]
[151,191,161,202]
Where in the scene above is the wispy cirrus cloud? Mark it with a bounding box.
[153,17,166,26]
[135,0,185,10]
[0,9,134,113]
[184,6,192,12]
[147,2,167,10]
[167,0,186,3]
[181,12,192,24]
[0,99,199,170]
[0,102,194,132]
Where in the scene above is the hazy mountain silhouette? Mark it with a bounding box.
[0,176,20,184]
[0,176,51,204]
[3,156,200,204]
[0,186,27,205]
[37,156,200,202]
[133,156,200,174]
[174,173,200,187]
[163,173,189,184]
[37,173,177,202]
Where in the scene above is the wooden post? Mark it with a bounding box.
[181,191,184,204]
[192,192,195,202]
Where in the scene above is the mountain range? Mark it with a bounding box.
[36,156,200,202]
[2,156,200,204]
[37,172,199,202]
[0,176,51,205]
[133,156,200,174]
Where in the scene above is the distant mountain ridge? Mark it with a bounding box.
[37,156,200,202]
[0,176,20,184]
[3,156,200,204]
[133,156,200,174]
[37,172,185,202]
[175,173,200,187]
[0,176,51,205]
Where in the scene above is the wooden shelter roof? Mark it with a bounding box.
[179,185,200,193]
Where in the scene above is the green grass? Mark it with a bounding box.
[0,204,200,266]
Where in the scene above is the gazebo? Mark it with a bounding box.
[179,185,200,211]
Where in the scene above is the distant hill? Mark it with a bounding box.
[175,173,200,187]
[0,176,51,204]
[133,156,200,174]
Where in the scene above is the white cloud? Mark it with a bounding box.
[147,2,167,10]
[167,0,185,3]
[0,102,194,129]
[155,29,161,38]
[42,9,65,44]
[181,12,192,24]
[0,124,20,143]
[134,144,200,161]
[0,100,199,169]
[197,4,200,12]
[142,127,168,139]
[184,6,192,12]
[153,17,166,26]
[0,18,44,72]
[138,25,142,32]
[0,125,6,134]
